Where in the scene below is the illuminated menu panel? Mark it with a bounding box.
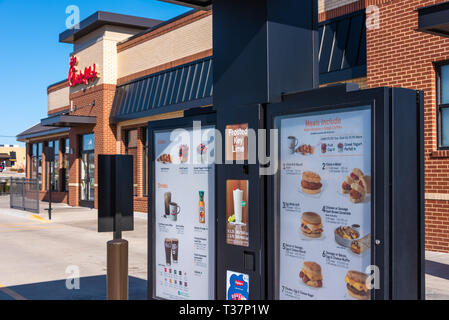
[278,107,372,300]
[154,126,215,300]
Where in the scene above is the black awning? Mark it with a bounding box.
[17,123,69,141]
[319,10,367,84]
[417,2,449,37]
[111,56,213,123]
[41,114,96,128]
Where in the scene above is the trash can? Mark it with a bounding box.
[0,181,6,195]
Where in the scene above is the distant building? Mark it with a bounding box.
[0,145,25,171]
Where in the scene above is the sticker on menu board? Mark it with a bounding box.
[278,107,372,300]
[226,271,249,300]
[226,180,249,247]
[225,123,248,161]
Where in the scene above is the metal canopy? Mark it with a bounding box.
[159,0,212,10]
[417,1,449,38]
[17,123,69,141]
[41,114,97,128]
[111,56,213,123]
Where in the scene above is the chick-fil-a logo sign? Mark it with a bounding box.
[68,56,99,87]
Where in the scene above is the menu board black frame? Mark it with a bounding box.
[266,85,425,300]
[147,111,217,300]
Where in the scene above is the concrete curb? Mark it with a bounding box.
[0,207,36,220]
[134,212,148,220]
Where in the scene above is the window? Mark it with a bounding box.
[143,127,148,197]
[437,63,449,149]
[82,134,95,151]
[125,129,138,196]
[37,143,42,189]
[29,144,34,178]
[50,140,60,192]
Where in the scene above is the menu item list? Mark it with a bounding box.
[154,127,215,300]
[278,107,372,300]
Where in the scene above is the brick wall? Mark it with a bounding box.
[117,11,212,81]
[67,83,117,209]
[366,0,449,252]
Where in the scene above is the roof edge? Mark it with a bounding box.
[59,11,163,44]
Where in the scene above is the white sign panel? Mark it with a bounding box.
[278,107,372,300]
[154,125,215,300]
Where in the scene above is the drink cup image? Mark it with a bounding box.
[164,239,172,266]
[169,202,181,221]
[288,136,298,154]
[164,192,172,216]
[233,188,244,223]
[172,239,179,264]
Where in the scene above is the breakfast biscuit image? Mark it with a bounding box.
[300,262,323,288]
[300,212,323,238]
[301,171,322,195]
[350,168,364,181]
[358,175,371,194]
[349,183,366,203]
[345,271,371,300]
[341,176,354,194]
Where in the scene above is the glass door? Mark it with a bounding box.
[80,134,95,208]
[80,151,95,207]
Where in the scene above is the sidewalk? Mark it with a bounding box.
[0,195,148,300]
[425,251,449,300]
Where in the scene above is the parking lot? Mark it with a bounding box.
[0,195,147,300]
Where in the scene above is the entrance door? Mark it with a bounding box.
[79,134,95,208]
[80,151,94,207]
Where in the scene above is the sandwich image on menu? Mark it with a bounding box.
[345,271,371,300]
[299,262,323,288]
[340,168,371,203]
[301,171,323,195]
[300,212,323,239]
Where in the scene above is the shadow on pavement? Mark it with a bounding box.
[0,275,147,300]
[426,260,449,281]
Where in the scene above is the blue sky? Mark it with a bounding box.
[0,0,190,146]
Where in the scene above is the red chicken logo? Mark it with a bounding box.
[68,56,100,87]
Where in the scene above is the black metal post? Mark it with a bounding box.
[114,211,122,240]
[21,177,25,211]
[47,161,52,220]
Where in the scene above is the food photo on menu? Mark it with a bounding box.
[299,262,323,288]
[345,271,371,300]
[350,234,371,255]
[340,168,371,203]
[300,171,323,195]
[300,212,324,239]
[157,153,172,164]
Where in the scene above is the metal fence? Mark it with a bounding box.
[10,178,39,213]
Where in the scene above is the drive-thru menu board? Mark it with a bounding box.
[278,107,372,300]
[154,126,215,300]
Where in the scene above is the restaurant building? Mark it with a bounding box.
[16,0,449,253]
